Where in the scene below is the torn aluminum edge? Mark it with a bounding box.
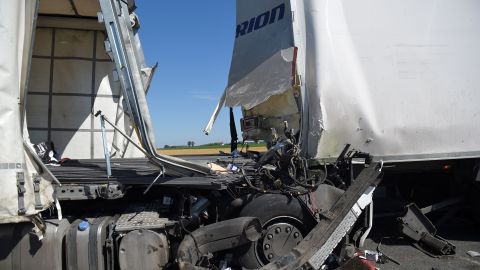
[203,90,226,135]
[99,0,211,176]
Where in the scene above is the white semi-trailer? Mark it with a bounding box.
[207,0,480,163]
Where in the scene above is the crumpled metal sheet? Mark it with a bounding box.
[224,0,295,110]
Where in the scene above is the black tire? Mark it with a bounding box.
[468,181,480,225]
[235,194,316,269]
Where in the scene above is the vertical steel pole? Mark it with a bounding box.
[100,115,112,178]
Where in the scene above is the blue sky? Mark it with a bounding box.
[136,1,239,147]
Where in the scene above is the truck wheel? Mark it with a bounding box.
[235,194,315,269]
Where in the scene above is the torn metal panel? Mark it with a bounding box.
[203,89,226,135]
[98,0,211,176]
[204,0,297,135]
[225,0,295,110]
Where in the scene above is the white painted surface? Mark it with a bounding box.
[228,0,480,162]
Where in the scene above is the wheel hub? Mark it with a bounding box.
[260,222,304,263]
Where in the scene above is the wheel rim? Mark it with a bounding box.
[254,217,306,265]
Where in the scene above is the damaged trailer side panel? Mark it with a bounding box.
[214,0,480,163]
[299,0,480,162]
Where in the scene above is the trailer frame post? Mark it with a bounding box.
[100,114,112,178]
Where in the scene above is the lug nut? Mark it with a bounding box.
[268,253,274,259]
[264,244,271,250]
[294,232,300,238]
[275,227,281,233]
[267,234,273,240]
[286,227,291,233]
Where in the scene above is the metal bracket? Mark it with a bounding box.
[55,183,125,200]
[98,111,112,178]
[398,203,456,257]
[97,11,104,23]
[33,174,43,210]
[240,114,300,133]
[16,172,26,215]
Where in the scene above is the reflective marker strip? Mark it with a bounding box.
[0,163,24,169]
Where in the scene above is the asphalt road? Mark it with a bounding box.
[362,216,480,270]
